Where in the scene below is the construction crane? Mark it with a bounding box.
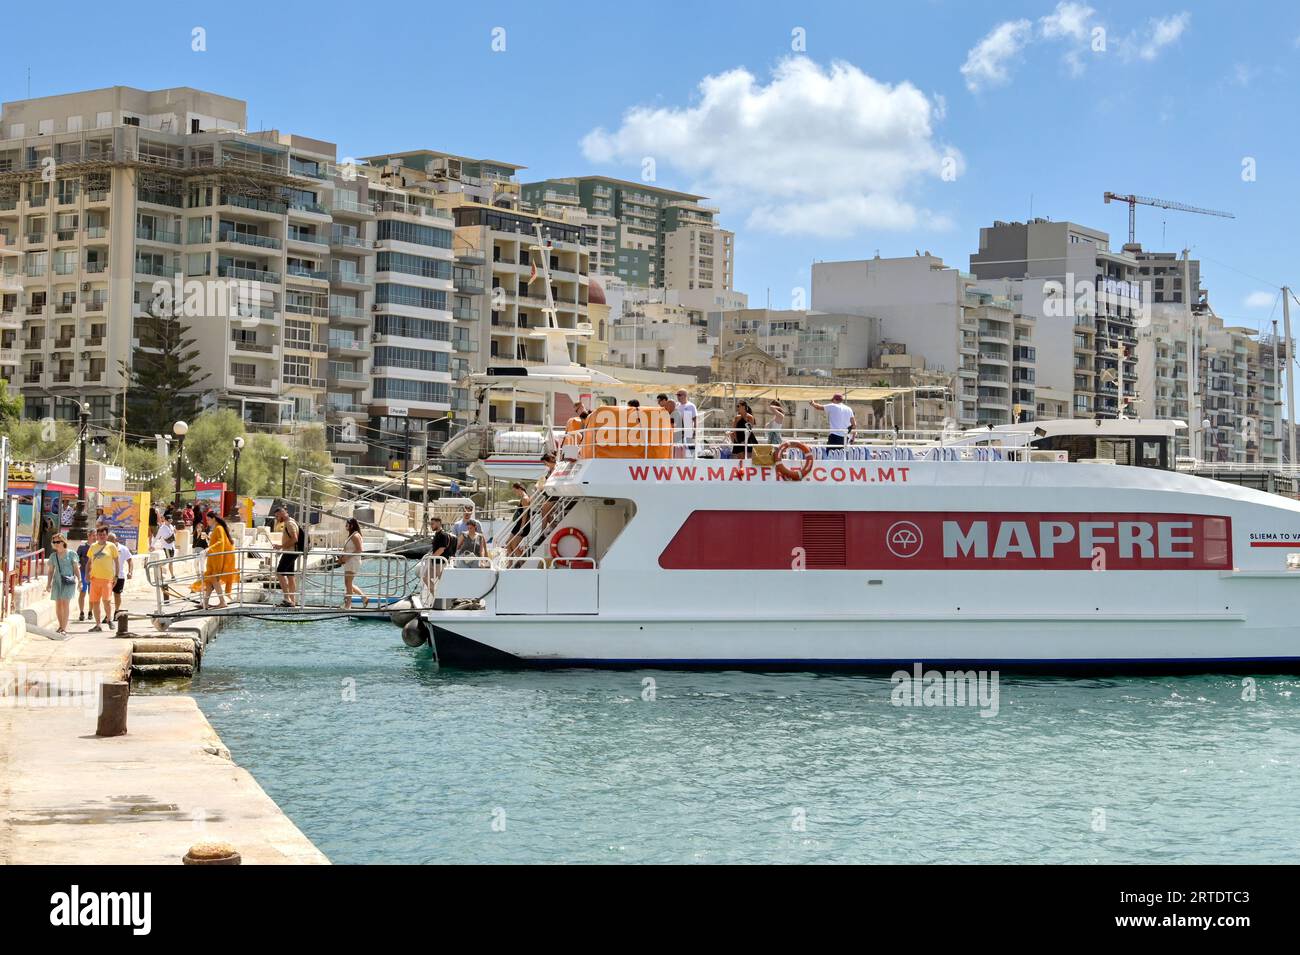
[1102,192,1234,245]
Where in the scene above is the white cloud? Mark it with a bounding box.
[1245,291,1277,309]
[1134,12,1190,60]
[581,58,961,238]
[961,19,1033,91]
[965,5,1191,90]
[1041,2,1095,41]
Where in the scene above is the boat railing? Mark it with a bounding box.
[144,546,417,617]
[556,426,1042,463]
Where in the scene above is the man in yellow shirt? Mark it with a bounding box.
[86,526,120,632]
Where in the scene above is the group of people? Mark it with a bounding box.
[698,393,858,461]
[43,522,135,636]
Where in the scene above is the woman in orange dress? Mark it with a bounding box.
[201,514,237,609]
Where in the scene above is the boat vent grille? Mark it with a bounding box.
[801,513,847,568]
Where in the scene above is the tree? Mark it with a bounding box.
[181,408,244,483]
[119,309,208,438]
[105,434,173,501]
[3,419,78,461]
[0,378,22,426]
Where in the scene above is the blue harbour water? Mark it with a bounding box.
[188,619,1300,864]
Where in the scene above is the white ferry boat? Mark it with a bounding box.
[402,411,1300,672]
[399,224,1300,672]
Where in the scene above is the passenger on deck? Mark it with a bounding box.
[506,482,532,557]
[200,513,236,610]
[729,401,757,459]
[658,393,684,458]
[766,399,786,446]
[342,517,368,610]
[425,517,453,587]
[457,519,488,567]
[272,505,301,608]
[537,453,559,531]
[811,393,856,454]
[452,504,475,551]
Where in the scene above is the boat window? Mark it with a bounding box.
[1097,439,1132,465]
[1138,440,1164,468]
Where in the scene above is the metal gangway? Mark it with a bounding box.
[143,545,420,627]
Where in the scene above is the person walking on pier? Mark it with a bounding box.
[109,532,133,620]
[341,518,368,610]
[85,527,119,632]
[75,537,91,622]
[273,505,302,608]
[44,535,79,635]
[200,514,237,610]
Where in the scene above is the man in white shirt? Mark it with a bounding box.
[811,394,856,453]
[674,389,698,452]
[108,532,133,617]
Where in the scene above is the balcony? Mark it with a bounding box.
[330,269,373,288]
[229,373,274,390]
[328,334,367,355]
[287,230,329,248]
[377,200,451,221]
[331,195,376,218]
[286,264,330,283]
[288,200,330,217]
[229,332,277,354]
[222,194,288,216]
[136,224,181,244]
[328,304,368,323]
[218,228,281,251]
[329,231,373,251]
[328,367,368,384]
[282,373,327,388]
[218,263,281,284]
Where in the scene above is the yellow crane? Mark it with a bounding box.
[1102,192,1234,245]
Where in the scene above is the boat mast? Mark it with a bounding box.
[1284,286,1296,465]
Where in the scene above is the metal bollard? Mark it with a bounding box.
[183,842,241,865]
[115,612,130,636]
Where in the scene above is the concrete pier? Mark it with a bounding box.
[0,570,328,865]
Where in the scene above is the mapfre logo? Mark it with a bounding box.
[886,520,924,559]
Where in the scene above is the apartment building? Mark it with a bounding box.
[520,176,731,292]
[811,254,1039,426]
[970,218,1142,419]
[0,86,375,449]
[1136,303,1280,463]
[451,203,591,427]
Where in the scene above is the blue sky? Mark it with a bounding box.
[5,0,1298,330]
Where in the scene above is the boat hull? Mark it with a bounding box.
[423,613,1300,673]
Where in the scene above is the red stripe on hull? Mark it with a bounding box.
[658,511,1233,571]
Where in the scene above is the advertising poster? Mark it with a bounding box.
[100,491,151,554]
[194,481,225,511]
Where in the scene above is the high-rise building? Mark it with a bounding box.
[0,87,338,427]
[970,218,1141,419]
[520,176,731,292]
[812,254,1038,426]
[450,203,590,427]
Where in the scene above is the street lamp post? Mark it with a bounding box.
[67,402,91,541]
[229,436,245,520]
[172,420,189,508]
[280,455,288,499]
